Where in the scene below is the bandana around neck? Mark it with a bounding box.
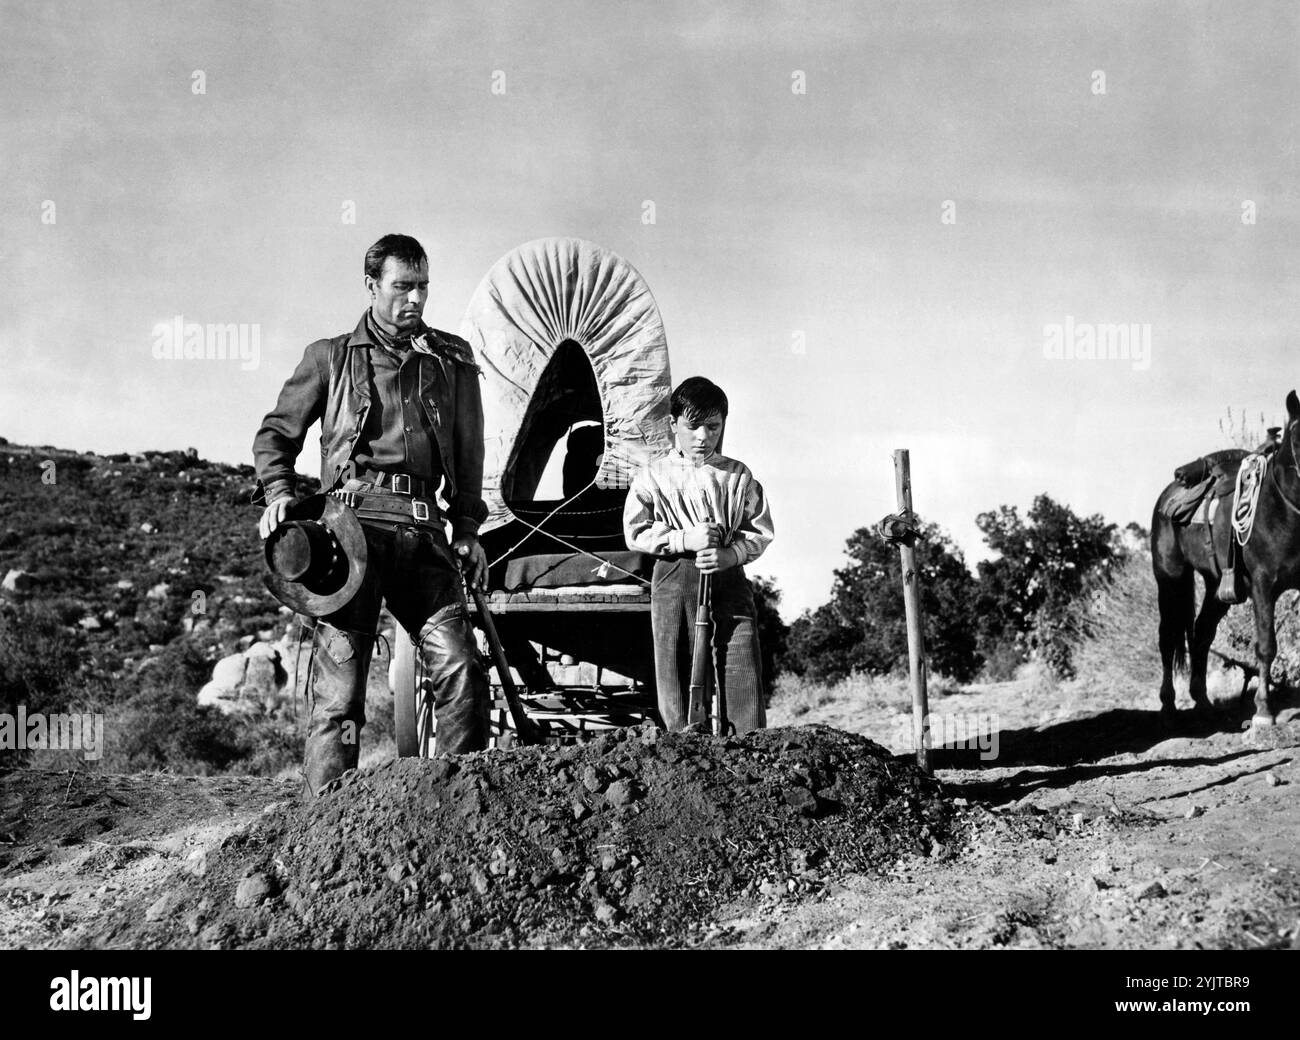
[366,311,430,354]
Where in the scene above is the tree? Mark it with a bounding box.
[785,521,981,683]
[974,494,1120,677]
[749,576,789,703]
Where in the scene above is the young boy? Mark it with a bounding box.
[623,376,775,734]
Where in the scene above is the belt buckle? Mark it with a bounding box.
[391,473,412,495]
[412,499,430,522]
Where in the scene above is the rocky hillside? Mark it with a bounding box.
[0,437,300,659]
[0,437,333,775]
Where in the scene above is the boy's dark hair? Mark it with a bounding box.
[670,376,729,423]
[364,234,427,281]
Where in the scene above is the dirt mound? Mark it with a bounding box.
[94,724,949,948]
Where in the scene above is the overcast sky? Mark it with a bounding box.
[2,0,1297,617]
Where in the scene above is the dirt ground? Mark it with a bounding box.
[750,673,1300,949]
[2,670,1298,949]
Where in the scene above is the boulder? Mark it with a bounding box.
[1130,879,1167,901]
[211,652,247,689]
[199,644,289,716]
[244,642,279,661]
[145,892,180,922]
[239,655,280,701]
[605,779,636,808]
[197,681,237,710]
[2,570,35,593]
[234,873,273,909]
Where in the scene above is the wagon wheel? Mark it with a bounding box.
[391,620,434,757]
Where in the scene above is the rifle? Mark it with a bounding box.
[455,548,544,746]
[687,570,712,729]
[687,516,723,733]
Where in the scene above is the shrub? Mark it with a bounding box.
[101,643,245,774]
[227,715,303,777]
[0,603,84,716]
[1056,552,1162,697]
[750,575,789,702]
[979,638,1023,682]
[975,495,1124,678]
[783,521,981,683]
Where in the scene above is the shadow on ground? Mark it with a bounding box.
[933,708,1224,770]
[903,688,1300,806]
[932,683,1300,769]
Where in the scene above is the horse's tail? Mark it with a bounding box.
[1173,571,1195,677]
[1163,581,1192,675]
[1172,629,1188,674]
[1152,501,1194,675]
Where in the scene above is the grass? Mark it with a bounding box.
[771,671,912,719]
[768,669,975,722]
[1057,553,1163,700]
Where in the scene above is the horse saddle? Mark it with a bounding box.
[1161,448,1248,524]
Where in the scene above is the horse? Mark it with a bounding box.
[1151,390,1300,729]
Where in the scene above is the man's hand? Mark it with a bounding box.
[453,536,489,590]
[682,522,721,552]
[258,496,294,540]
[695,546,739,574]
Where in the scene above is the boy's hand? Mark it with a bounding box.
[682,522,721,552]
[696,546,738,574]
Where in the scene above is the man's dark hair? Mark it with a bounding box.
[670,376,729,422]
[364,234,427,281]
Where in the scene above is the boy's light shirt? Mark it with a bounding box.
[623,448,774,564]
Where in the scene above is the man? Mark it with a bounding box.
[253,233,490,795]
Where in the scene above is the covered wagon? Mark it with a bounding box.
[391,238,674,751]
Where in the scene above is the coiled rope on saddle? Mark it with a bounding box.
[1232,453,1268,546]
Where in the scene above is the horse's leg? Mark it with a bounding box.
[1155,568,1193,715]
[1189,584,1228,713]
[1249,576,1277,726]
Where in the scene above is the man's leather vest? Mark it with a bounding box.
[253,314,487,536]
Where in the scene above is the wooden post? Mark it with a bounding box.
[893,449,931,774]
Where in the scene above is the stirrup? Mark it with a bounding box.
[1216,567,1244,604]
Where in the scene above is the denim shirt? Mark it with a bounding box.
[252,312,488,538]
